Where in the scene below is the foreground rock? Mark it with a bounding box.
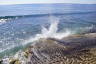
[9,58,21,64]
[0,59,3,64]
[25,33,96,64]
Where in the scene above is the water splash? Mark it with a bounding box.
[1,17,72,64]
[23,17,72,45]
[0,17,72,55]
[0,19,7,25]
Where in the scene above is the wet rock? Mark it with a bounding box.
[14,61,21,64]
[24,49,30,58]
[9,59,21,64]
[81,26,96,34]
[0,59,3,64]
[26,33,96,64]
[87,26,96,33]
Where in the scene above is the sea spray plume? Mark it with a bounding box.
[48,16,59,34]
[40,17,59,38]
[39,16,71,39]
[23,17,71,45]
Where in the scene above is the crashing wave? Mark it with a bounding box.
[0,16,73,64]
[1,16,96,64]
[23,17,72,45]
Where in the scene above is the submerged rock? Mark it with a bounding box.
[26,33,96,64]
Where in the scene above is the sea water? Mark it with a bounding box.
[0,4,96,58]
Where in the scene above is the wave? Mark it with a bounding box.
[0,11,96,19]
[0,19,7,25]
[0,16,73,64]
[0,16,72,54]
[1,16,96,64]
[22,16,73,45]
[0,15,95,54]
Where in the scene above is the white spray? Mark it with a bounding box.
[23,16,71,45]
[1,17,72,64]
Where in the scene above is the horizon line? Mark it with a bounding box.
[0,2,96,5]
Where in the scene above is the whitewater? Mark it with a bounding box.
[0,16,72,56]
[0,16,95,64]
[0,16,73,64]
[23,17,72,45]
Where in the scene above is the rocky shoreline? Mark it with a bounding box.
[1,33,96,64]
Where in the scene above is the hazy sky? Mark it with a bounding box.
[0,0,96,5]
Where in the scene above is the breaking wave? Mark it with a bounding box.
[23,16,72,45]
[0,16,96,64]
[0,16,73,64]
[0,16,72,55]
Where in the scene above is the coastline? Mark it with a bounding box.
[1,32,96,64]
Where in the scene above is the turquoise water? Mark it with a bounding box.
[0,3,96,58]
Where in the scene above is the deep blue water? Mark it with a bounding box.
[0,3,96,57]
[0,4,96,16]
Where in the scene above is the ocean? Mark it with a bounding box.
[0,3,96,58]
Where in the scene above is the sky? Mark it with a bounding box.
[0,0,96,5]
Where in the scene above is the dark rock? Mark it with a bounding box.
[0,59,3,64]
